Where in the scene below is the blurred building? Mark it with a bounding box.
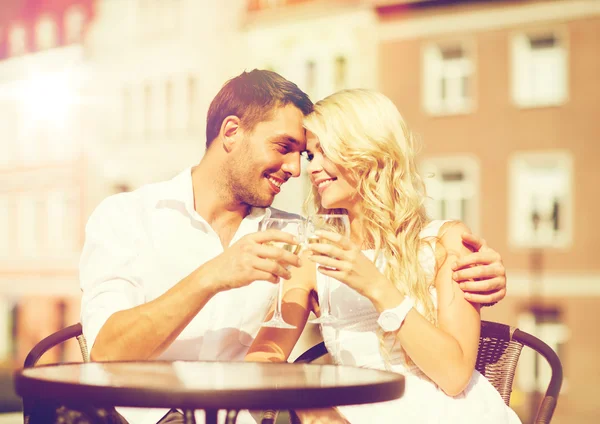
[375,0,600,422]
[0,0,95,366]
[81,0,249,213]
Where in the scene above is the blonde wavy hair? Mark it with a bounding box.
[303,89,437,326]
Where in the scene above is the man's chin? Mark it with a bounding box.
[247,195,275,209]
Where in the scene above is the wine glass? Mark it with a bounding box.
[259,217,305,329]
[306,214,350,325]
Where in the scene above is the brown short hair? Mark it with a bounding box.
[205,69,313,148]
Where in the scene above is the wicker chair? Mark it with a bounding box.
[24,323,90,368]
[477,320,563,422]
[265,320,562,424]
[22,323,91,424]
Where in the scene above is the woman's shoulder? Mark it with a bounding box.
[419,219,454,239]
[428,220,473,258]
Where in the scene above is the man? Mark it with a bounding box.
[79,70,507,424]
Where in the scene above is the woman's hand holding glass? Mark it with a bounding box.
[307,229,391,308]
[305,214,350,324]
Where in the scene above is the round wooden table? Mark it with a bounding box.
[15,361,405,424]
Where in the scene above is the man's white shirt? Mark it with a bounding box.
[80,168,298,424]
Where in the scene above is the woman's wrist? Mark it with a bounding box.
[367,277,406,313]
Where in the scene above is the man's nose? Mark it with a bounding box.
[282,152,301,178]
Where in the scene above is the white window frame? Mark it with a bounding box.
[511,28,569,108]
[143,83,153,137]
[35,15,58,50]
[334,55,348,93]
[508,150,573,249]
[420,155,480,235]
[8,24,27,56]
[187,75,197,133]
[64,5,86,44]
[46,190,69,254]
[0,102,14,166]
[422,40,476,116]
[0,194,11,257]
[17,192,39,255]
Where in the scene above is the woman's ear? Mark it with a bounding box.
[220,115,242,152]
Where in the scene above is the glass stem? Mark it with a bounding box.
[274,280,284,319]
[320,276,331,316]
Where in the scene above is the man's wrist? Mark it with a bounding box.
[191,265,221,299]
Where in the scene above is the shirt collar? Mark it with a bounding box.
[160,167,272,226]
[161,167,196,218]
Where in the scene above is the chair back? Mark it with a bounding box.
[21,324,90,424]
[476,320,563,423]
[476,320,523,405]
[24,323,89,368]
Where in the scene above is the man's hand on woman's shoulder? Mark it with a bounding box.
[453,232,507,306]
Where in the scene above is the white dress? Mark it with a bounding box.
[317,220,522,424]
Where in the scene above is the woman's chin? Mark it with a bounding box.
[321,200,340,210]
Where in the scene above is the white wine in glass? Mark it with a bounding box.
[306,214,350,325]
[269,241,302,255]
[260,218,305,329]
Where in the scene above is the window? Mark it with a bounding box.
[8,24,27,56]
[122,86,132,136]
[517,307,568,393]
[420,155,480,234]
[334,56,347,92]
[35,15,58,50]
[511,31,567,107]
[187,76,197,132]
[509,151,572,249]
[143,83,152,136]
[423,42,474,115]
[64,5,86,44]
[46,190,79,254]
[305,60,317,100]
[17,193,39,255]
[0,105,15,166]
[165,80,173,134]
[0,195,10,257]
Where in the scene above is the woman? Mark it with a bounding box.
[246,89,521,423]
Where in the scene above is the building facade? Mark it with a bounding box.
[82,0,248,212]
[0,0,95,365]
[376,0,600,422]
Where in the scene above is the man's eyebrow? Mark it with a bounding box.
[273,134,302,145]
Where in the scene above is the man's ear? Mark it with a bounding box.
[220,115,242,152]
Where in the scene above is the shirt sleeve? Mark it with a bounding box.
[79,194,146,351]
